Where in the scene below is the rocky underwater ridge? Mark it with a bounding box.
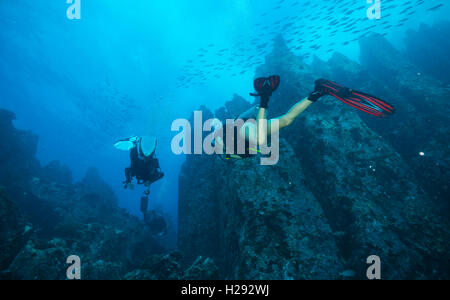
[178,32,450,280]
[0,109,218,280]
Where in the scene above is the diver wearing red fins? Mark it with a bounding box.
[309,79,395,117]
[215,76,395,160]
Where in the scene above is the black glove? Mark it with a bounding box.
[307,79,327,102]
[250,84,272,108]
[249,93,271,109]
[307,90,326,102]
[259,94,271,109]
[308,78,354,102]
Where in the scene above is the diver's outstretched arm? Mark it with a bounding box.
[256,107,268,145]
[253,76,279,145]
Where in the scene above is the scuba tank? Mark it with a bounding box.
[140,195,149,214]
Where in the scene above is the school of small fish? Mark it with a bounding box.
[175,0,445,89]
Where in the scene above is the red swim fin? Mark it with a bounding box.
[253,75,280,96]
[315,79,396,117]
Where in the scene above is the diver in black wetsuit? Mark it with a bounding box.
[124,145,164,189]
[116,136,165,228]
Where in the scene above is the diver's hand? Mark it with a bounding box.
[250,92,271,108]
[308,79,331,102]
[259,95,271,109]
[308,91,325,102]
[250,76,279,109]
[258,82,274,108]
[309,78,353,102]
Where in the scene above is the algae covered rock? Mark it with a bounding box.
[359,33,450,215]
[288,99,448,279]
[179,138,344,279]
[7,240,68,280]
[124,252,220,280]
[0,188,32,273]
[215,141,343,279]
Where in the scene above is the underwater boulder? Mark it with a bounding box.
[359,33,450,103]
[40,160,73,185]
[0,109,40,192]
[215,94,253,121]
[6,240,68,280]
[215,141,343,279]
[0,188,32,273]
[285,97,449,279]
[327,52,368,88]
[359,34,450,215]
[182,256,220,280]
[78,168,118,207]
[258,35,307,78]
[134,252,183,280]
[124,252,220,280]
[178,153,220,264]
[82,259,127,280]
[263,35,448,279]
[178,137,344,279]
[404,22,450,84]
[0,109,16,129]
[310,55,332,79]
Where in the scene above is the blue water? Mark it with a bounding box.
[0,0,448,238]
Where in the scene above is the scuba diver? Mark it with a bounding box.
[214,76,395,159]
[144,210,168,237]
[114,136,166,234]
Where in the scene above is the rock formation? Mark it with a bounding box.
[0,109,217,280]
[178,32,449,280]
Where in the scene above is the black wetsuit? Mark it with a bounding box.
[125,147,164,185]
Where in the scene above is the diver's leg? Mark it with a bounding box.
[241,98,313,143]
[140,195,149,214]
[124,168,132,188]
[268,98,313,136]
[241,97,313,141]
[125,168,131,181]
